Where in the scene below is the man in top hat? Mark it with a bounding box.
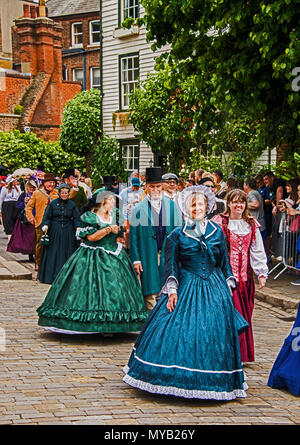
[129,167,182,311]
[26,173,58,270]
[62,168,87,214]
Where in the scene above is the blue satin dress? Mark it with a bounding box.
[123,220,249,400]
[268,302,300,396]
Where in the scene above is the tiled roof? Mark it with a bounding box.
[47,0,100,17]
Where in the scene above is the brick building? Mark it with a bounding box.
[47,0,100,91]
[0,2,82,140]
[0,0,39,69]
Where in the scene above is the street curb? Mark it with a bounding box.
[0,256,32,281]
[255,287,299,311]
[0,271,32,280]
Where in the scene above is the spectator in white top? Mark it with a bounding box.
[0,175,21,238]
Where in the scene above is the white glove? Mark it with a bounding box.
[42,225,48,232]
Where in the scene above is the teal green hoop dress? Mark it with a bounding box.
[37,211,148,333]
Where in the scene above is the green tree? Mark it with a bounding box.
[90,135,127,188]
[0,130,84,174]
[60,89,101,176]
[128,0,300,152]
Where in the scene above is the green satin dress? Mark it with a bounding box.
[37,211,148,333]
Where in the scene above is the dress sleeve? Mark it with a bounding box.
[160,229,180,295]
[25,192,36,221]
[41,201,53,229]
[250,228,268,278]
[0,187,7,211]
[71,202,81,229]
[76,211,99,239]
[215,227,237,288]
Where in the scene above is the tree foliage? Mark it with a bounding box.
[127,0,300,151]
[0,130,85,175]
[90,135,128,187]
[60,89,101,174]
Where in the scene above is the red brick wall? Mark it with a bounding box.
[30,124,61,141]
[0,74,30,114]
[0,114,20,131]
[62,80,82,106]
[51,13,100,90]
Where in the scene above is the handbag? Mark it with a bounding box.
[40,230,50,246]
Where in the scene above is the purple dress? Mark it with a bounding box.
[7,192,35,255]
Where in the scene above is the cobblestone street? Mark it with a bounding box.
[0,276,299,426]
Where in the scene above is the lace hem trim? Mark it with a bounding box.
[79,242,123,256]
[123,367,248,400]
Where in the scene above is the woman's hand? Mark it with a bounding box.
[134,262,143,276]
[110,225,119,234]
[167,293,178,313]
[287,207,298,216]
[258,276,267,289]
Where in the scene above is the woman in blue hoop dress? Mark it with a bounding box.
[268,302,300,396]
[123,185,249,400]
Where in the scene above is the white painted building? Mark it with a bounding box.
[101,0,168,173]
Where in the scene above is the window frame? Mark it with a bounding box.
[119,52,139,111]
[72,68,84,84]
[71,22,83,48]
[120,139,140,172]
[118,0,140,27]
[90,67,101,90]
[89,20,100,45]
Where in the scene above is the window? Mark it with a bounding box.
[71,22,83,47]
[120,0,139,22]
[119,54,139,109]
[90,67,100,90]
[121,142,139,171]
[73,68,84,84]
[89,20,100,45]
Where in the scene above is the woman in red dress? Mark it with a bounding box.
[212,189,268,363]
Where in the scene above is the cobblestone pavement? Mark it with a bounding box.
[0,278,299,426]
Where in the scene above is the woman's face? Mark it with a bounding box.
[228,197,246,218]
[286,184,291,193]
[104,195,115,211]
[27,185,36,194]
[59,188,70,200]
[188,193,207,221]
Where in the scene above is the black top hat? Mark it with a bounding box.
[101,176,118,186]
[145,167,163,183]
[62,168,75,179]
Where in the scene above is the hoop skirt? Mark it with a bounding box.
[37,211,148,333]
[268,303,300,396]
[123,222,249,400]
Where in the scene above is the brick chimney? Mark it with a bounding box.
[14,4,64,127]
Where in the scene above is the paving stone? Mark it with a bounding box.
[0,227,299,425]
